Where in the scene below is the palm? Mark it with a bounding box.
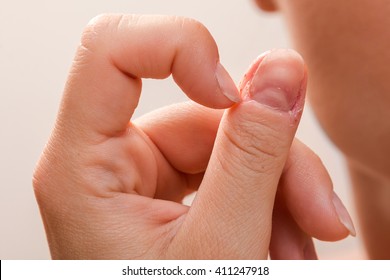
[84,120,201,258]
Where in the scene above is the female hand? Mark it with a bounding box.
[33,14,354,259]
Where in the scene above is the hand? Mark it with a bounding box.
[33,14,354,259]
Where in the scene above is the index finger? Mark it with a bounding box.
[59,14,239,138]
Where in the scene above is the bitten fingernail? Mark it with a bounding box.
[249,49,305,112]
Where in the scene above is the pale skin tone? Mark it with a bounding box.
[33,14,356,259]
[257,0,390,259]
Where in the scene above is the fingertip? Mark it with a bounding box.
[173,59,239,109]
[240,49,307,119]
[283,139,355,241]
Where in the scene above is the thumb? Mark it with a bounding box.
[172,49,307,259]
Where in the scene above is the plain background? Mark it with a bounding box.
[0,0,364,259]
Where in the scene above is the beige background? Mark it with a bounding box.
[0,0,363,259]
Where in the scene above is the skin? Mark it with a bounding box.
[33,15,353,259]
[257,0,390,258]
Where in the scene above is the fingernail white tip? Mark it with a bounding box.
[332,192,356,237]
[216,63,240,103]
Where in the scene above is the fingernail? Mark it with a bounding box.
[249,49,305,112]
[215,62,240,103]
[332,192,356,237]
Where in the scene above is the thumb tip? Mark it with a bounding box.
[241,49,307,116]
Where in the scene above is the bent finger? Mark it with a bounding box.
[270,195,318,260]
[281,139,356,240]
[60,14,238,140]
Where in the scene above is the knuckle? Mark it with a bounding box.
[80,13,122,52]
[188,18,209,35]
[86,13,113,28]
[32,159,53,207]
[32,165,44,196]
[173,16,214,42]
[221,116,285,173]
[81,14,109,47]
[176,16,205,31]
[32,144,59,198]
